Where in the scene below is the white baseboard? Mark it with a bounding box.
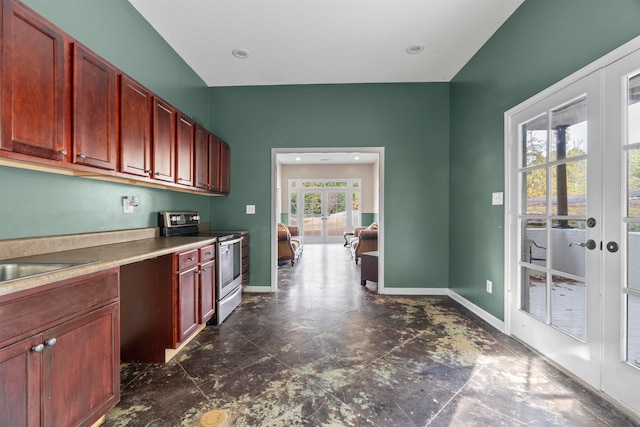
[243,285,273,293]
[447,289,506,333]
[379,287,448,296]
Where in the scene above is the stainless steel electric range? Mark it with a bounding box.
[158,211,243,325]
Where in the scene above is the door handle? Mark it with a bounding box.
[569,239,597,250]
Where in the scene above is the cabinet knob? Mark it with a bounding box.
[45,338,57,347]
[77,153,86,159]
[155,172,160,176]
[145,170,152,174]
[186,257,194,262]
[31,343,45,353]
[58,149,68,156]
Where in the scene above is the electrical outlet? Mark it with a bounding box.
[486,280,492,294]
[492,192,503,206]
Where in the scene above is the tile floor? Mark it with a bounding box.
[105,244,639,426]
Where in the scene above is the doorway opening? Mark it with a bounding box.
[271,147,384,293]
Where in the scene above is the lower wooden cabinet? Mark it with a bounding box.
[0,269,120,427]
[120,243,216,363]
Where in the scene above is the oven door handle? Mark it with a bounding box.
[218,236,243,247]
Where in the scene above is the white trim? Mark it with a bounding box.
[380,287,449,296]
[448,290,506,333]
[243,285,273,293]
[272,147,385,293]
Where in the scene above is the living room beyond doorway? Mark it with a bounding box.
[272,148,384,293]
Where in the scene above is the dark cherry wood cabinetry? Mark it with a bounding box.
[176,112,195,186]
[0,0,232,195]
[120,243,215,363]
[241,232,250,285]
[1,0,67,161]
[174,248,199,345]
[0,268,120,427]
[72,43,117,170]
[194,124,209,189]
[152,97,176,183]
[118,75,152,178]
[210,136,231,194]
[199,244,216,323]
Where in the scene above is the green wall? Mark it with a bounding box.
[208,84,450,288]
[449,0,640,319]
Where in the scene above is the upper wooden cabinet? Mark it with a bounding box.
[72,43,117,170]
[194,124,209,190]
[152,97,176,183]
[209,135,230,194]
[1,0,67,161]
[0,0,231,195]
[176,112,194,186]
[119,75,152,178]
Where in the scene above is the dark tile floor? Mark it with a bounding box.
[105,243,639,427]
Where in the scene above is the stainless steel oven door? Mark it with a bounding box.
[217,236,242,300]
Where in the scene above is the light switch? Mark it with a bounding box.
[246,205,256,214]
[492,192,504,206]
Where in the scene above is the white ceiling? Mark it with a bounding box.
[127,0,523,87]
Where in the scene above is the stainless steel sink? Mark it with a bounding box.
[0,262,88,282]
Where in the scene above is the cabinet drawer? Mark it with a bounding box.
[242,256,249,273]
[199,245,215,262]
[177,249,198,271]
[0,269,119,346]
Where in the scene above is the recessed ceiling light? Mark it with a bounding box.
[354,156,360,160]
[232,49,250,59]
[295,157,301,161]
[406,45,424,54]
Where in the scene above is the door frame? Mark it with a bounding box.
[271,147,385,293]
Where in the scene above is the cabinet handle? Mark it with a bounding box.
[201,267,207,272]
[205,252,212,256]
[155,172,160,176]
[77,153,86,159]
[31,344,45,353]
[58,149,68,156]
[178,177,184,181]
[186,257,194,262]
[145,169,152,174]
[45,338,57,347]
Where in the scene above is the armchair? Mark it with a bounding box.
[349,223,378,264]
[277,223,303,266]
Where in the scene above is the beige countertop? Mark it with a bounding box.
[0,228,219,298]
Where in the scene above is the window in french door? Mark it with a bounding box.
[519,95,588,341]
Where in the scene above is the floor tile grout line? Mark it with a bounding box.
[176,360,211,402]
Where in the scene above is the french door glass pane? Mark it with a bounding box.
[628,73,640,145]
[522,220,546,267]
[326,191,346,237]
[627,294,640,367]
[524,169,547,215]
[522,114,548,167]
[551,220,586,277]
[550,97,588,161]
[629,148,640,218]
[551,159,587,216]
[551,275,586,341]
[303,192,321,237]
[521,267,546,321]
[629,224,640,292]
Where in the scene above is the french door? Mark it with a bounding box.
[507,47,640,416]
[289,179,361,244]
[300,189,348,243]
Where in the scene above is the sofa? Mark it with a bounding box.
[277,223,303,266]
[349,222,378,264]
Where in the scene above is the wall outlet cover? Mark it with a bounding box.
[492,192,504,206]
[246,205,256,214]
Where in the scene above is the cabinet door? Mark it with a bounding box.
[119,75,152,178]
[199,259,216,323]
[220,141,230,193]
[152,97,176,183]
[194,125,209,189]
[176,113,194,186]
[209,135,223,192]
[1,0,67,160]
[176,267,199,345]
[42,303,119,427]
[73,44,116,170]
[0,335,42,427]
